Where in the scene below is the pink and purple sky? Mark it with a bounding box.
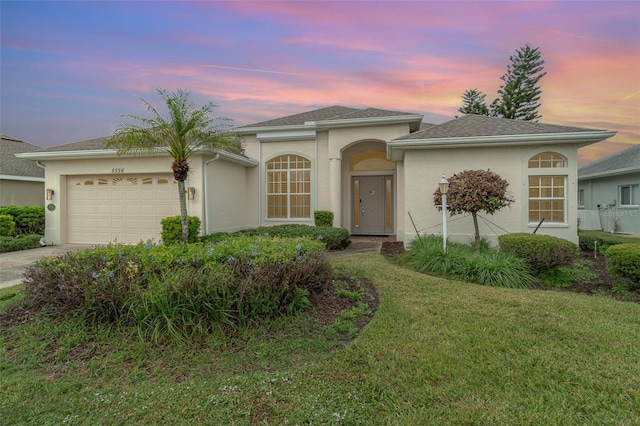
[1,1,638,165]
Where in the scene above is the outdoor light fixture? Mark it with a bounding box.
[46,188,55,200]
[439,174,449,253]
[187,187,196,200]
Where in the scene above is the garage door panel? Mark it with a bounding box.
[126,204,141,215]
[67,173,182,244]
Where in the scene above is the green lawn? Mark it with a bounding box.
[2,254,639,425]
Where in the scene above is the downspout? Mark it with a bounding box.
[314,135,318,216]
[203,154,220,234]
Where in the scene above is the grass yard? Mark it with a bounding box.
[2,254,639,425]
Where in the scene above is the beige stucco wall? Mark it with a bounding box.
[401,144,580,246]
[201,155,250,234]
[241,123,413,231]
[0,179,45,207]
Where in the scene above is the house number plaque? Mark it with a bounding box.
[47,203,56,211]
[112,168,125,174]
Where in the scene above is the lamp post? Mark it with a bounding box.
[439,174,449,253]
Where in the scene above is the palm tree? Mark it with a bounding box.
[107,89,240,243]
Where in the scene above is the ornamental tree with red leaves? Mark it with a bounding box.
[433,169,514,252]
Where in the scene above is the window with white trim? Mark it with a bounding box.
[528,152,568,223]
[266,154,311,219]
[620,184,639,207]
[577,189,584,208]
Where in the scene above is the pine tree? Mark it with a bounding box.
[490,44,547,121]
[457,89,489,116]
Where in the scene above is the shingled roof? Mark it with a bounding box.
[0,135,44,178]
[578,144,640,179]
[396,114,604,140]
[33,136,110,153]
[239,105,421,129]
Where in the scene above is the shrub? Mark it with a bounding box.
[200,224,350,251]
[406,235,533,288]
[0,214,16,237]
[0,234,42,253]
[21,236,332,341]
[314,210,334,227]
[0,206,45,235]
[161,215,201,244]
[578,230,636,251]
[606,244,640,289]
[498,233,579,274]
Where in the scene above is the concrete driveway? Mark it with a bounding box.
[0,245,92,289]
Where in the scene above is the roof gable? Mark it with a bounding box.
[578,144,640,178]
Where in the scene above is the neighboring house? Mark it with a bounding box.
[0,135,45,206]
[17,106,615,246]
[578,144,640,235]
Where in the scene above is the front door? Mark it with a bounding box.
[352,176,386,234]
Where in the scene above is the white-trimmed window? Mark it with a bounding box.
[620,184,639,207]
[528,152,568,223]
[266,154,311,219]
[577,189,585,208]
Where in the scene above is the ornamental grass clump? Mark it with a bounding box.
[21,236,331,341]
[406,235,533,288]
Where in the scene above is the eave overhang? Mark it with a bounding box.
[16,147,259,167]
[386,131,617,161]
[311,114,423,131]
[0,174,45,182]
[236,114,424,138]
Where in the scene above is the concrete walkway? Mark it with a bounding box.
[0,240,384,290]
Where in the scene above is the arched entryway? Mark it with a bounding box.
[343,142,396,235]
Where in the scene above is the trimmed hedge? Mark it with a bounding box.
[314,210,334,227]
[0,215,15,237]
[201,224,350,251]
[498,233,579,274]
[606,243,640,288]
[0,234,42,253]
[0,206,45,235]
[161,215,201,244]
[578,230,638,251]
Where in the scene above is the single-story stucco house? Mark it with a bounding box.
[578,144,640,235]
[1,135,45,207]
[16,106,615,246]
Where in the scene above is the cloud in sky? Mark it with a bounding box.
[1,1,638,165]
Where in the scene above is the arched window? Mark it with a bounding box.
[266,154,311,219]
[528,152,568,223]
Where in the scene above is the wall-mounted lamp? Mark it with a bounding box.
[187,187,196,200]
[46,188,55,200]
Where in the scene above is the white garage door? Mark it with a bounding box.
[67,174,181,244]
